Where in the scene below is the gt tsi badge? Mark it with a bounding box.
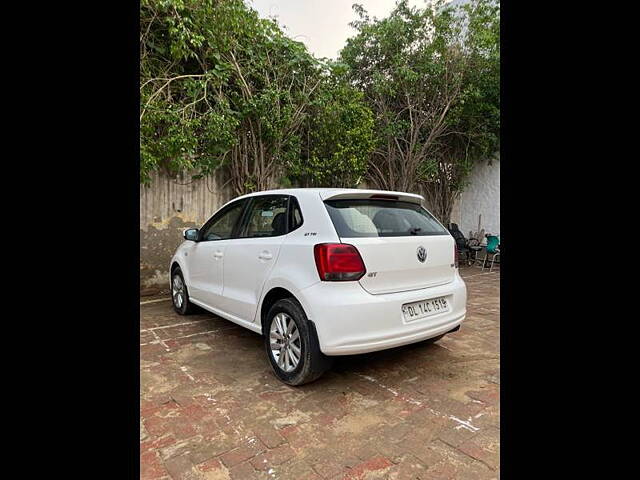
[417,246,427,263]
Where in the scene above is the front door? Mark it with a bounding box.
[186,199,248,307]
[221,195,290,323]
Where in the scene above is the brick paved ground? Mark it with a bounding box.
[140,267,499,480]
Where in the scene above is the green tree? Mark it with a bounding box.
[140,0,322,194]
[140,0,499,214]
[340,0,500,224]
[419,0,500,224]
[288,64,376,188]
[140,0,240,183]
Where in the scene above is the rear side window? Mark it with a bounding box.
[324,199,448,238]
[240,195,289,238]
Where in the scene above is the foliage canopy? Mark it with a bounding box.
[141,0,375,192]
[141,0,500,224]
[341,0,500,222]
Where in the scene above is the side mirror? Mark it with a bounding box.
[183,228,199,241]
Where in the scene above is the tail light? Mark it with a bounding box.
[454,243,459,267]
[314,243,366,281]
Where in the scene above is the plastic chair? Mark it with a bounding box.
[481,235,500,272]
[448,223,471,266]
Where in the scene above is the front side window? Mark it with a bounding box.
[324,199,448,238]
[200,199,247,241]
[240,195,289,238]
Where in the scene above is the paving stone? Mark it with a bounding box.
[141,451,170,480]
[250,444,297,470]
[163,455,203,480]
[275,460,324,480]
[219,438,267,468]
[228,461,258,480]
[386,454,429,480]
[140,267,500,479]
[252,423,286,449]
[437,424,480,449]
[422,460,459,480]
[340,456,393,479]
[309,454,347,479]
[457,427,500,471]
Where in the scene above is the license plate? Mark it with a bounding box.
[402,297,450,322]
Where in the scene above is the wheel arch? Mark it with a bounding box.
[259,287,301,335]
[169,257,191,291]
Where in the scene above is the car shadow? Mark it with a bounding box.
[187,309,451,383]
[329,339,445,373]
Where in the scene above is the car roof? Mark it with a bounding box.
[233,188,424,204]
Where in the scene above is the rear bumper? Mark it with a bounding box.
[299,271,467,355]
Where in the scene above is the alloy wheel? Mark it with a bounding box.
[269,312,301,372]
[172,274,185,309]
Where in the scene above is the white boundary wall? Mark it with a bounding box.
[452,157,500,237]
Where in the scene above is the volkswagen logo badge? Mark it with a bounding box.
[417,246,427,263]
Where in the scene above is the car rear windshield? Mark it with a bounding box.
[324,199,449,238]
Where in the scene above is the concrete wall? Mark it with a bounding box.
[452,157,500,238]
[140,170,233,292]
[140,160,499,292]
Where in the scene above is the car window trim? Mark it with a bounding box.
[288,195,303,233]
[231,198,252,239]
[236,196,256,238]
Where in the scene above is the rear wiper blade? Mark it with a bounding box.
[409,227,422,235]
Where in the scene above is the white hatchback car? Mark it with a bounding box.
[170,188,466,385]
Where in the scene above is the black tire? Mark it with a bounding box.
[171,268,195,315]
[264,298,333,386]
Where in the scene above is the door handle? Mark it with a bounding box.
[213,251,224,259]
[258,251,273,260]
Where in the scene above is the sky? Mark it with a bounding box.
[248,0,431,60]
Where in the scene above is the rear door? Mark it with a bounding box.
[220,195,290,322]
[322,195,455,295]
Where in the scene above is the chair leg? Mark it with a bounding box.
[490,253,499,273]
